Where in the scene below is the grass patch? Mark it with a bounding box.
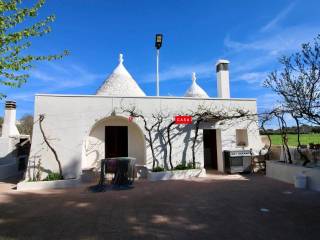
[268,133,320,147]
[43,172,63,181]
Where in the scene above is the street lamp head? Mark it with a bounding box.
[155,34,163,49]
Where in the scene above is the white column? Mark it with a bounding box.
[2,101,20,137]
[216,59,230,98]
[156,49,160,96]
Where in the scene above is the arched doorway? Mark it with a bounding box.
[83,116,146,169]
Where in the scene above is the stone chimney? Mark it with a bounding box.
[216,59,230,98]
[2,101,20,137]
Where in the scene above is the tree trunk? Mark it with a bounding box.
[192,119,201,168]
[39,114,63,178]
[293,116,310,166]
[141,117,158,171]
[148,130,157,170]
[156,118,168,170]
[166,120,175,170]
[278,115,292,164]
[260,119,272,160]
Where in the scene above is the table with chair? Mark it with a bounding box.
[91,157,136,192]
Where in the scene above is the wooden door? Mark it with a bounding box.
[203,129,218,169]
[105,126,128,158]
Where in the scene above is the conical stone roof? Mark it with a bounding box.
[96,54,146,97]
[184,72,209,98]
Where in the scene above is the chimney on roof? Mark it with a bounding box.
[216,59,230,98]
[1,101,20,137]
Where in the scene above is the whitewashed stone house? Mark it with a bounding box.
[26,54,264,180]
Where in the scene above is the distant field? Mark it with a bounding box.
[267,134,320,146]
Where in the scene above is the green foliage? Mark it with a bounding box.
[43,172,63,181]
[152,163,195,172]
[0,0,69,98]
[174,163,194,170]
[152,166,165,172]
[268,133,320,147]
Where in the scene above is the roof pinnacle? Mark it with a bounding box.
[192,72,196,83]
[119,53,124,64]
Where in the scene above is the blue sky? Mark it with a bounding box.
[1,0,320,120]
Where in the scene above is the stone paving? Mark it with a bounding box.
[0,173,319,240]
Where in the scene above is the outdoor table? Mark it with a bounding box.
[97,157,136,189]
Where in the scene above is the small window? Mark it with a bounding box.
[236,129,248,147]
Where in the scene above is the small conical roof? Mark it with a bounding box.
[184,72,209,98]
[96,54,146,97]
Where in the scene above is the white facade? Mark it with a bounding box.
[24,54,264,180]
[28,94,263,179]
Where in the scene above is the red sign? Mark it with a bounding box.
[128,116,134,122]
[175,116,192,124]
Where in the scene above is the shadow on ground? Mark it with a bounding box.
[0,174,319,240]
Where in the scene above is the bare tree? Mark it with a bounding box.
[122,103,257,171]
[291,113,310,166]
[154,113,170,169]
[121,105,162,170]
[38,114,63,178]
[259,112,273,159]
[259,108,312,165]
[274,110,292,164]
[166,120,175,170]
[190,105,254,168]
[264,34,320,125]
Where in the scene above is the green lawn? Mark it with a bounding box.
[268,133,320,147]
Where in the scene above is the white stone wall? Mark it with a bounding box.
[28,95,263,179]
[0,137,20,179]
[266,161,320,192]
[0,137,19,161]
[84,116,146,169]
[2,108,20,137]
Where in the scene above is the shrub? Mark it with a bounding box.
[174,163,194,170]
[43,172,63,181]
[152,166,165,172]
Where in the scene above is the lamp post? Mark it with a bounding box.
[155,34,163,96]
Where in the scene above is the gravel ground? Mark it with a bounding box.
[0,173,319,240]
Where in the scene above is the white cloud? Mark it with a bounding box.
[260,1,296,32]
[225,25,320,55]
[2,61,105,116]
[257,93,281,111]
[141,61,214,83]
[7,92,35,102]
[236,71,268,84]
[31,70,55,82]
[30,62,105,91]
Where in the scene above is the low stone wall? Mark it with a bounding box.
[266,160,320,192]
[269,146,320,164]
[270,146,282,160]
[17,178,81,191]
[147,168,206,181]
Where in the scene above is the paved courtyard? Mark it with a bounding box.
[0,173,319,240]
